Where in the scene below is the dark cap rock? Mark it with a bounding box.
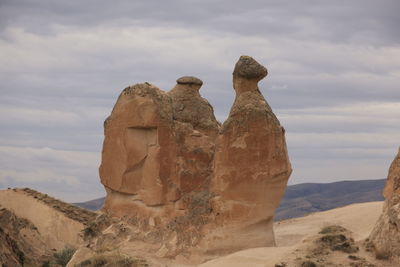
[233,56,268,80]
[177,76,203,86]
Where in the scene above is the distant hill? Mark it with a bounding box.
[74,179,386,220]
[275,179,385,221]
[73,197,105,211]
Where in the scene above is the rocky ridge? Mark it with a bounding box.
[0,188,97,267]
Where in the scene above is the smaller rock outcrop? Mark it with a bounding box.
[0,206,49,266]
[168,76,219,137]
[0,188,95,267]
[369,148,400,262]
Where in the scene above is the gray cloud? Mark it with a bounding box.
[0,0,399,201]
[1,0,399,45]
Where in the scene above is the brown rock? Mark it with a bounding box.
[207,56,292,250]
[97,56,291,258]
[168,76,220,137]
[99,83,175,208]
[369,148,400,263]
[383,148,400,199]
[100,79,219,221]
[233,55,268,81]
[176,76,203,86]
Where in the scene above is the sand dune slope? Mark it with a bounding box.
[0,188,88,250]
[200,201,385,267]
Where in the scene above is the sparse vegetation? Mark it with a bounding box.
[53,245,76,267]
[82,222,99,239]
[374,249,390,260]
[364,239,374,252]
[301,260,317,267]
[76,254,148,267]
[319,225,346,234]
[82,214,112,240]
[318,225,359,253]
[348,255,362,260]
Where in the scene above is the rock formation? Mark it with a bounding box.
[99,78,219,221]
[369,148,400,262]
[205,56,292,251]
[96,56,291,259]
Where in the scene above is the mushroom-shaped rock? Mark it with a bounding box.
[233,55,268,80]
[208,55,292,251]
[232,55,268,94]
[177,76,203,86]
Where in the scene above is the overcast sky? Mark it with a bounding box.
[0,0,399,202]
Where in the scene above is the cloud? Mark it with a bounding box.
[278,102,400,134]
[0,1,399,200]
[0,146,103,202]
[289,157,393,185]
[0,169,79,185]
[2,0,399,45]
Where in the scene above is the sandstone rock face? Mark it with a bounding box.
[369,148,400,262]
[100,79,219,220]
[207,56,292,250]
[98,56,291,258]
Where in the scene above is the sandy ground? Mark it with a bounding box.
[200,201,384,267]
[0,189,85,250]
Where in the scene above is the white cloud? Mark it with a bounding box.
[0,169,79,186]
[0,145,103,202]
[0,146,99,168]
[289,157,392,185]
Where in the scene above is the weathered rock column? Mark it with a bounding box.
[99,83,177,218]
[209,56,292,248]
[99,77,220,224]
[369,148,400,262]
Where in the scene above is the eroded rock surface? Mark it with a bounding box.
[96,56,291,260]
[369,148,400,263]
[207,56,292,251]
[99,79,219,225]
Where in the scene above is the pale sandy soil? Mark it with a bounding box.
[0,188,85,250]
[200,201,386,267]
[274,201,383,246]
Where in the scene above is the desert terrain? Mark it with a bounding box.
[201,201,388,267]
[0,189,392,266]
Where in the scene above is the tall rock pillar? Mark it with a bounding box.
[209,56,292,248]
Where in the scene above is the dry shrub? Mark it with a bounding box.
[53,245,76,267]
